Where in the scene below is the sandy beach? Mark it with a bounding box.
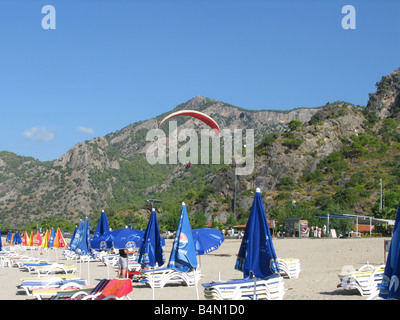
[0,237,389,301]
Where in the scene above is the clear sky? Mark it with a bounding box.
[0,0,399,161]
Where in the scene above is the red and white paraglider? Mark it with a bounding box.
[158,110,220,135]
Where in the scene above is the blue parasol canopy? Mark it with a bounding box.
[12,232,22,245]
[6,231,12,244]
[138,209,165,267]
[235,188,279,279]
[93,210,110,238]
[168,202,198,272]
[91,228,145,251]
[75,217,91,255]
[192,228,224,255]
[48,228,55,248]
[69,221,82,251]
[380,202,400,299]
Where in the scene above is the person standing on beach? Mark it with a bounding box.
[118,248,129,278]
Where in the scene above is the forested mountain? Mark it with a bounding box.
[0,96,317,229]
[2,67,399,234]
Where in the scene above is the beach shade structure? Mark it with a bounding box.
[379,201,400,299]
[69,221,83,252]
[168,202,198,273]
[33,231,42,247]
[235,188,279,279]
[48,228,56,248]
[202,188,284,300]
[75,217,91,255]
[192,228,224,255]
[68,225,79,251]
[41,230,50,249]
[54,227,66,248]
[138,208,166,300]
[91,228,145,251]
[138,208,166,268]
[93,210,110,238]
[74,218,92,284]
[108,228,144,250]
[6,231,12,244]
[29,231,34,246]
[21,231,30,246]
[12,232,22,245]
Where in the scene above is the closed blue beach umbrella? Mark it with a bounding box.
[168,202,198,272]
[380,202,400,299]
[235,188,279,279]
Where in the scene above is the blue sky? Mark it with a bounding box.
[0,0,399,161]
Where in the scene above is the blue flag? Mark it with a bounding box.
[235,188,279,279]
[380,202,400,299]
[138,209,165,267]
[168,203,198,272]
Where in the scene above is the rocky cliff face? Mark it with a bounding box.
[366,68,400,119]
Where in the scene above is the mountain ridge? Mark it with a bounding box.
[0,96,319,228]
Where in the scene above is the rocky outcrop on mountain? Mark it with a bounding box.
[366,68,400,119]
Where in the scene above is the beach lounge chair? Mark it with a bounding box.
[19,277,87,296]
[32,283,95,300]
[101,253,119,266]
[337,263,385,296]
[28,263,77,276]
[62,249,77,260]
[141,267,201,289]
[20,274,80,282]
[202,273,285,300]
[277,258,301,279]
[57,278,133,300]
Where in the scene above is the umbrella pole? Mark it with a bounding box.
[254,276,257,300]
[153,268,155,300]
[195,277,199,300]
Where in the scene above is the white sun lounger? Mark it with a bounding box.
[337,264,385,296]
[277,258,301,279]
[20,277,87,296]
[28,263,77,276]
[202,273,285,300]
[141,267,201,288]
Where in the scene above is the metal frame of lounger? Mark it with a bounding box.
[202,274,285,300]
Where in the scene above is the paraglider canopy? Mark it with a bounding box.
[158,110,220,134]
